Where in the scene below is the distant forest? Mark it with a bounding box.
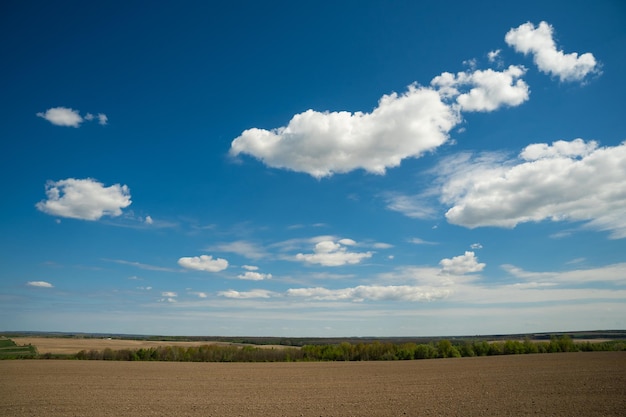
[3,332,625,362]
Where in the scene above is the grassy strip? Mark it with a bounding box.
[0,339,37,359]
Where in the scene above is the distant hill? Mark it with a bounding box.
[2,330,624,347]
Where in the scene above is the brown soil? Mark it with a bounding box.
[12,337,290,354]
[1,352,624,416]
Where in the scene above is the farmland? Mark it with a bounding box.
[7,333,625,362]
[10,336,290,355]
[0,338,36,359]
[2,352,625,416]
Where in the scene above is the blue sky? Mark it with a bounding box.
[1,1,625,337]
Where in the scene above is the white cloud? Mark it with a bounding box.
[408,237,437,245]
[385,194,437,219]
[502,262,626,285]
[144,215,154,225]
[487,49,501,63]
[161,291,177,297]
[505,21,599,82]
[36,178,131,220]
[372,242,393,249]
[109,259,178,272]
[37,107,82,127]
[230,84,460,178]
[295,239,372,266]
[189,291,208,298]
[431,65,529,112]
[520,138,597,160]
[438,139,626,238]
[218,289,274,299]
[178,255,229,272]
[242,265,259,271]
[286,285,450,302]
[470,243,483,250]
[208,241,267,260]
[26,281,54,288]
[237,271,272,281]
[37,107,108,127]
[439,251,486,275]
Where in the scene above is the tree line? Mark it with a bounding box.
[46,335,625,362]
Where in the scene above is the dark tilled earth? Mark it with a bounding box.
[1,352,625,416]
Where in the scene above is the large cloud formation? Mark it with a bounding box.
[231,21,599,179]
[505,21,599,82]
[230,62,532,179]
[438,139,626,239]
[36,178,131,220]
[231,86,459,178]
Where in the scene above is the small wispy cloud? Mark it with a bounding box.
[237,271,272,281]
[385,194,437,220]
[107,259,179,272]
[26,281,54,288]
[408,237,438,245]
[188,291,208,298]
[37,107,108,127]
[218,289,274,299]
[487,49,501,63]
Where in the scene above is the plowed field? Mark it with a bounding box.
[2,352,624,416]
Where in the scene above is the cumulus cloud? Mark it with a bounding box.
[26,281,53,288]
[295,239,373,266]
[431,65,529,112]
[230,85,460,178]
[178,255,229,272]
[237,271,272,281]
[37,107,108,127]
[229,21,597,178]
[439,251,486,275]
[36,178,131,220]
[438,139,626,239]
[505,21,599,82]
[286,285,450,302]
